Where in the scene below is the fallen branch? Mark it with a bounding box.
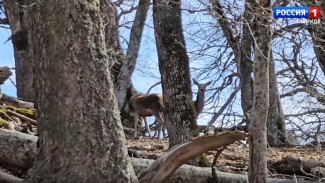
[1,94,34,109]
[139,131,248,183]
[0,169,23,183]
[133,158,319,183]
[6,110,37,126]
[269,156,325,176]
[198,125,247,133]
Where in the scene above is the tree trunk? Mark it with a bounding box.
[115,0,150,109]
[307,1,325,76]
[23,0,137,182]
[267,52,287,146]
[153,0,197,148]
[240,0,254,126]
[248,0,271,182]
[2,0,34,102]
[100,0,125,84]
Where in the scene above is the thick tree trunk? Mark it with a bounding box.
[2,0,34,102]
[248,0,271,182]
[23,0,137,182]
[267,52,287,146]
[153,0,197,148]
[115,0,150,109]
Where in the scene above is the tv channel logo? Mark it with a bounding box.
[273,7,320,19]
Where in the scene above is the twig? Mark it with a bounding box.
[211,146,227,181]
[146,82,161,94]
[207,81,242,128]
[6,110,37,126]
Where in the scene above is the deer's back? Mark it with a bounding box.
[129,94,164,116]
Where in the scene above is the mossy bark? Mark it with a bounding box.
[23,0,138,182]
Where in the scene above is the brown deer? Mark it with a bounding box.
[193,79,212,118]
[128,79,211,139]
[128,92,165,139]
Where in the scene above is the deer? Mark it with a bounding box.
[192,79,212,118]
[127,86,165,139]
[128,79,211,139]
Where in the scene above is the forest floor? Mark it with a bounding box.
[1,103,325,180]
[126,136,325,176]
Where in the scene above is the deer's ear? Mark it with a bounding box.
[193,79,199,85]
[206,81,212,86]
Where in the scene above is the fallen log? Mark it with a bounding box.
[133,158,319,183]
[0,129,321,183]
[269,156,325,176]
[0,129,38,170]
[1,94,34,109]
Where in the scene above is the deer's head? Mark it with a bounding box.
[193,79,211,93]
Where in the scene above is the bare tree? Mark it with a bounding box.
[153,0,198,148]
[267,52,287,146]
[115,0,150,109]
[248,0,271,182]
[23,0,137,182]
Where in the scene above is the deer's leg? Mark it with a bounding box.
[158,112,166,138]
[155,114,164,139]
[152,119,158,138]
[133,113,139,139]
[143,117,151,137]
[162,119,167,138]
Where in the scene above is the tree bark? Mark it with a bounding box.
[307,1,325,76]
[240,0,254,124]
[267,52,287,146]
[100,0,125,84]
[23,0,137,182]
[2,0,34,102]
[248,0,271,182]
[153,0,197,148]
[115,0,150,110]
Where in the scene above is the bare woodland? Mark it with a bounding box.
[0,0,324,183]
